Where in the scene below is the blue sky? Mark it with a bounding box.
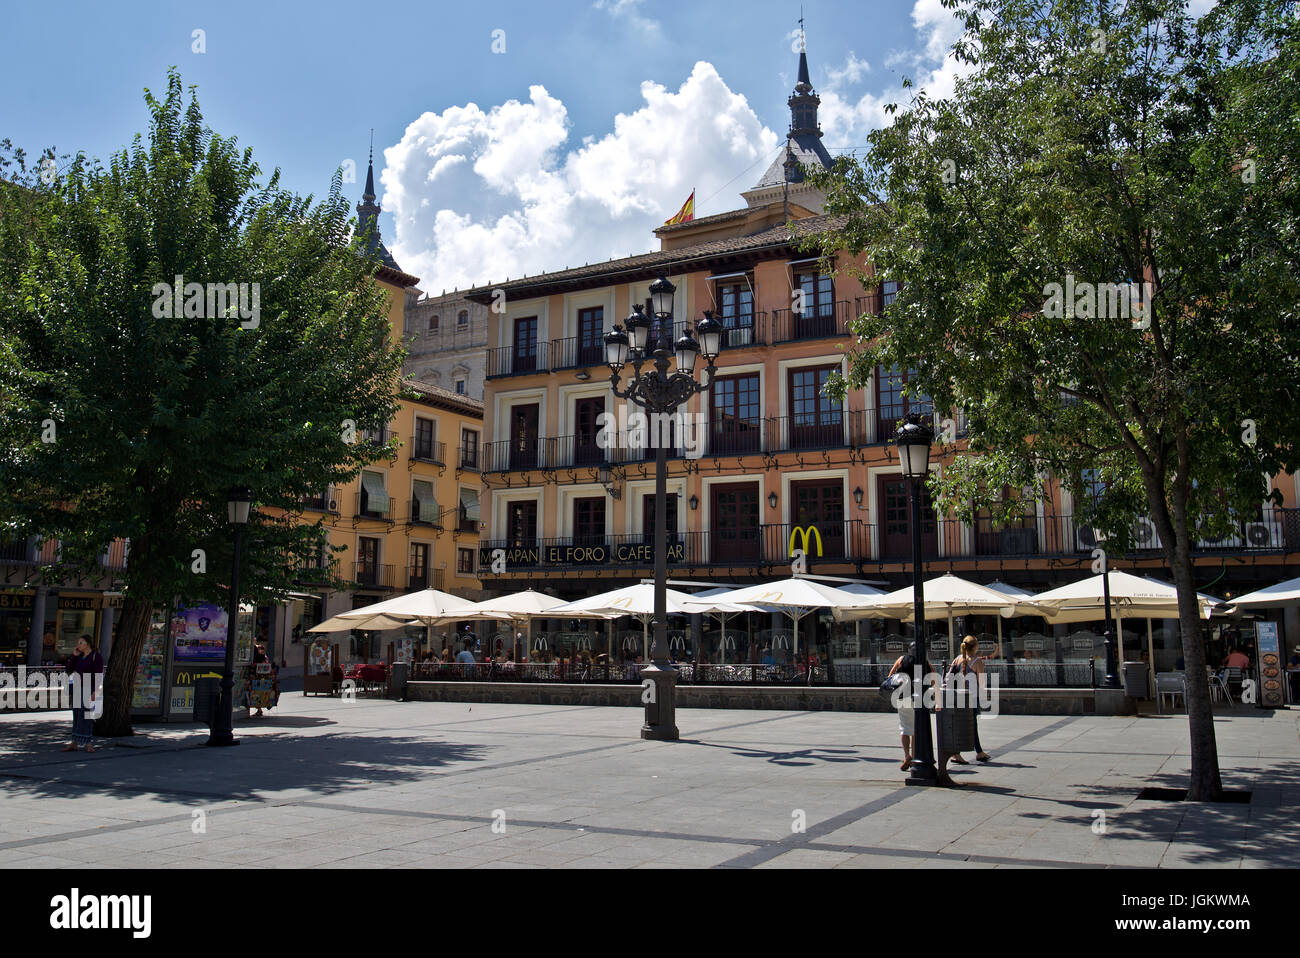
[7,0,969,291]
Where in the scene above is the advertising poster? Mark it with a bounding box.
[172,603,229,664]
[308,636,332,675]
[1256,621,1283,708]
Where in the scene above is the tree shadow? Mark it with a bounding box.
[0,727,494,804]
[1069,759,1300,866]
[678,739,894,767]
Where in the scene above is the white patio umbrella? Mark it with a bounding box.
[681,587,754,664]
[550,583,695,659]
[459,589,590,659]
[308,613,409,633]
[310,588,481,653]
[1031,571,1222,673]
[838,574,1030,660]
[1226,575,1300,609]
[706,578,878,655]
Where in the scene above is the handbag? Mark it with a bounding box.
[879,672,907,706]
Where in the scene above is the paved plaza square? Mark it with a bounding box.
[2,695,1297,869]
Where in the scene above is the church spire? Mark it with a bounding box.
[362,129,377,201]
[788,22,821,138]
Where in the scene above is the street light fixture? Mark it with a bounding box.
[208,486,253,748]
[896,414,938,785]
[605,274,721,740]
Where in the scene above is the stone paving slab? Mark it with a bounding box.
[1,694,1297,869]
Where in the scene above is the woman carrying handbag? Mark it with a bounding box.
[946,635,992,764]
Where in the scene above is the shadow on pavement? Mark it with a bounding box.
[0,727,495,804]
[677,739,895,767]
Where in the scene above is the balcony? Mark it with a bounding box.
[551,337,608,370]
[301,491,339,513]
[99,540,130,572]
[292,554,335,584]
[407,566,446,591]
[716,311,765,349]
[485,438,543,472]
[352,562,396,589]
[411,438,446,465]
[476,511,1300,574]
[354,491,392,522]
[459,445,481,472]
[487,344,549,378]
[549,434,608,469]
[770,299,857,344]
[409,498,442,527]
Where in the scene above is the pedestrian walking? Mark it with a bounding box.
[887,641,930,771]
[946,635,991,764]
[63,634,104,753]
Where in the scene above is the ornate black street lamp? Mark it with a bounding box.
[207,487,252,747]
[896,414,937,784]
[605,275,722,740]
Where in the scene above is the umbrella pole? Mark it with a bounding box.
[1147,617,1155,698]
[642,616,649,660]
[948,612,955,661]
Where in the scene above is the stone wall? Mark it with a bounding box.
[405,681,1099,715]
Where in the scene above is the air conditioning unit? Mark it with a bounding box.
[1197,520,1238,549]
[1075,526,1105,551]
[1244,522,1274,548]
[1130,517,1161,549]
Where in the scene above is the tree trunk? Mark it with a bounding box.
[94,594,154,737]
[1166,492,1224,802]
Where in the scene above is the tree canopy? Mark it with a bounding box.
[0,69,406,732]
[811,0,1300,799]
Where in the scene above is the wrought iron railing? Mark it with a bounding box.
[352,562,396,589]
[486,344,549,378]
[411,439,446,464]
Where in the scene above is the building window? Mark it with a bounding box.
[791,479,845,559]
[717,281,754,346]
[711,372,761,454]
[359,471,390,517]
[409,542,430,588]
[792,269,836,337]
[457,548,475,574]
[357,536,380,585]
[428,314,440,332]
[875,365,932,440]
[572,496,606,548]
[460,429,479,469]
[459,488,480,533]
[882,280,899,307]
[578,306,605,366]
[414,417,438,460]
[789,365,843,448]
[513,316,538,373]
[455,379,466,395]
[458,309,469,327]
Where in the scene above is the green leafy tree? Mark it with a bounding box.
[0,71,405,735]
[812,0,1299,800]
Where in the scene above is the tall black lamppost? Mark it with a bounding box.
[605,275,722,740]
[1099,553,1120,687]
[897,414,937,785]
[207,487,252,747]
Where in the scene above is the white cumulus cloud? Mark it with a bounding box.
[383,62,779,293]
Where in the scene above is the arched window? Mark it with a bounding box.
[428,314,440,332]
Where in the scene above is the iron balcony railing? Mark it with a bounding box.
[486,343,549,378]
[770,299,857,344]
[292,553,335,584]
[352,562,396,589]
[484,438,542,472]
[716,310,765,349]
[459,443,480,471]
[407,566,446,592]
[548,434,608,469]
[408,498,442,527]
[411,438,446,465]
[550,336,608,370]
[301,491,339,513]
[354,491,392,521]
[476,511,1299,572]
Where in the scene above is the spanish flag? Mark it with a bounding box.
[664,189,695,226]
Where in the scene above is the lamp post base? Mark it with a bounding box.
[205,733,240,747]
[905,762,939,786]
[639,663,679,741]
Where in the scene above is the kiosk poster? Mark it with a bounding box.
[1256,621,1283,708]
[172,604,228,663]
[394,638,413,665]
[308,636,332,675]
